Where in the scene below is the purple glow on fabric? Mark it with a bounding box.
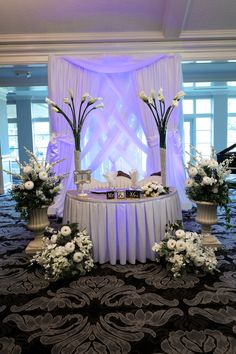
[64,54,168,73]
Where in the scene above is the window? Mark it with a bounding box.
[182,61,236,165]
[183,97,213,162]
[7,103,19,174]
[227,97,236,150]
[7,104,18,158]
[31,102,50,159]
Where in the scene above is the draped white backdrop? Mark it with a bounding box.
[47,53,190,216]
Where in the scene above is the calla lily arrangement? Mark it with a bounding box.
[46,90,104,152]
[139,88,185,148]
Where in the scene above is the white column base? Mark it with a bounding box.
[202,233,222,249]
[25,235,43,255]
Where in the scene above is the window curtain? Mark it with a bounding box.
[47,54,190,216]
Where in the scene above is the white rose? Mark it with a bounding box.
[194,256,205,267]
[73,252,83,263]
[39,171,48,181]
[65,241,75,253]
[51,234,58,243]
[176,239,186,252]
[34,164,43,173]
[23,165,32,174]
[188,167,198,177]
[175,229,186,239]
[167,239,176,250]
[60,226,72,236]
[24,181,34,190]
[185,179,194,188]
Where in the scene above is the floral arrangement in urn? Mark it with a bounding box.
[4,148,65,220]
[32,224,94,281]
[152,223,218,278]
[141,180,169,197]
[185,148,233,226]
[139,88,185,185]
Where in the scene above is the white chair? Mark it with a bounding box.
[83,176,132,190]
[83,178,108,190]
[115,176,132,189]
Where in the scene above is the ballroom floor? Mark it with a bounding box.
[0,193,236,354]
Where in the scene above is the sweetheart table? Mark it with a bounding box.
[63,189,182,265]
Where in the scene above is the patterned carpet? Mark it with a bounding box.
[0,193,236,354]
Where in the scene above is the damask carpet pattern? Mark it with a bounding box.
[0,193,236,354]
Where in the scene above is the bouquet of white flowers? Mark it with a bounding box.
[141,181,169,197]
[4,147,65,220]
[32,224,94,281]
[185,147,233,225]
[152,223,218,278]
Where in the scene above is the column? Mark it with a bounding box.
[0,89,10,193]
[15,96,33,163]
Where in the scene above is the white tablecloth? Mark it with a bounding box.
[63,189,182,265]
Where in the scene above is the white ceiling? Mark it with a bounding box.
[1,0,236,37]
[0,0,236,65]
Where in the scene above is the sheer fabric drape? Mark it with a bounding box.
[47,54,189,216]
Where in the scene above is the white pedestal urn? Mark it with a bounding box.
[195,201,221,247]
[25,206,49,255]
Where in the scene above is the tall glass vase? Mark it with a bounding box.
[25,206,49,254]
[74,150,81,195]
[74,150,81,171]
[160,147,166,187]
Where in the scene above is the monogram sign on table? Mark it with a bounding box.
[46,90,104,196]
